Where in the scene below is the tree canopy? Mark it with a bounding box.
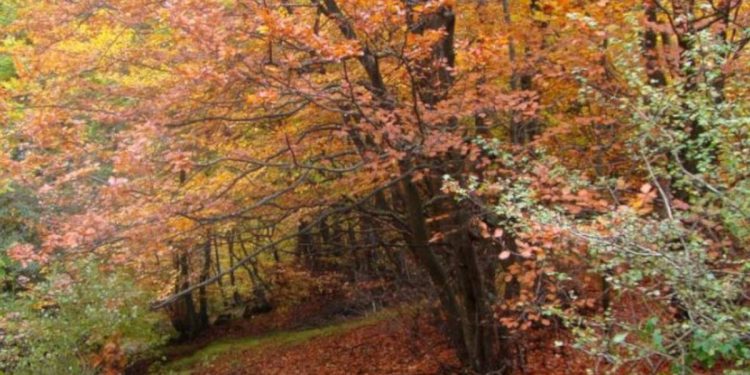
[1,0,750,373]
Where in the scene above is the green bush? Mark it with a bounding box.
[548,22,750,374]
[0,258,170,374]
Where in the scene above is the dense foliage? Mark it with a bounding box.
[1,259,166,374]
[0,0,749,373]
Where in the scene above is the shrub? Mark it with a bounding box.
[0,257,169,374]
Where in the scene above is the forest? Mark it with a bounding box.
[0,0,749,374]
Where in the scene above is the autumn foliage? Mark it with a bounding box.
[1,0,749,373]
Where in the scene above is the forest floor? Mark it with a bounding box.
[147,303,600,375]
[151,305,460,374]
[140,279,600,375]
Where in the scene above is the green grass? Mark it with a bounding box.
[155,308,398,374]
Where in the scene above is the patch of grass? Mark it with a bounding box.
[156,308,399,374]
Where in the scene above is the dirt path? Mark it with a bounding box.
[151,308,458,375]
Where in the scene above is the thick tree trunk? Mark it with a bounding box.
[169,251,202,340]
[399,176,472,366]
[643,1,667,87]
[399,176,508,373]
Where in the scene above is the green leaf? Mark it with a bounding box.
[652,329,664,351]
[0,55,15,82]
[612,332,628,344]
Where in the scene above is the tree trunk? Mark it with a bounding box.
[198,238,211,329]
[399,175,473,368]
[212,235,227,306]
[227,233,242,306]
[169,250,202,340]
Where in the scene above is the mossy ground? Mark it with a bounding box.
[155,309,397,374]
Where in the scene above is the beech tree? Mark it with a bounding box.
[1,0,749,373]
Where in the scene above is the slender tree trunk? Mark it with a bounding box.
[212,235,228,306]
[227,233,242,306]
[318,217,331,270]
[198,237,211,328]
[347,217,360,281]
[300,221,317,271]
[502,0,541,144]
